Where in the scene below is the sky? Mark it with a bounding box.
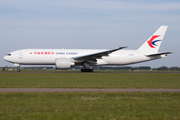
[0,0,180,68]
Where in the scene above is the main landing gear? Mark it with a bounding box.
[81,69,93,72]
[81,62,93,72]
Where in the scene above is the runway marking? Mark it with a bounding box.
[0,88,180,92]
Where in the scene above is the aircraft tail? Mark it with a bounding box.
[138,26,168,53]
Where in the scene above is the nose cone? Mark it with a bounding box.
[3,55,11,62]
[3,56,7,61]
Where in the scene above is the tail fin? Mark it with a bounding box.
[138,26,168,53]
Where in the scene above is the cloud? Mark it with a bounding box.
[0,0,180,67]
[1,0,180,11]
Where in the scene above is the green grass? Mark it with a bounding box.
[0,92,180,120]
[1,72,180,119]
[0,72,180,88]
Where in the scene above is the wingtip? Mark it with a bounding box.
[165,52,173,54]
[169,52,173,54]
[119,46,128,49]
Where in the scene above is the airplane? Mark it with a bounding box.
[3,26,172,72]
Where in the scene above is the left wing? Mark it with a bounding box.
[73,47,127,62]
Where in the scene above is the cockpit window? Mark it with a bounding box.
[7,54,11,56]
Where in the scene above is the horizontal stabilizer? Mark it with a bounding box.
[146,52,172,57]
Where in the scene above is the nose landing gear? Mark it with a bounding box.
[17,68,21,72]
[14,63,21,72]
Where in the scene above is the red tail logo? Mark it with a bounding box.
[147,35,160,48]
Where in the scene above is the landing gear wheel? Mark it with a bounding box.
[17,69,21,72]
[81,69,93,72]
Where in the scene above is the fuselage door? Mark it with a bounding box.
[18,52,23,59]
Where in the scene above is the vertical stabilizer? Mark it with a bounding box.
[138,26,168,53]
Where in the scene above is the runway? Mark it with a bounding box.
[1,71,180,74]
[0,88,180,92]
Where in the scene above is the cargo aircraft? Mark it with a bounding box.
[4,26,172,72]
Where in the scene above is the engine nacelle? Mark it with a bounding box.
[55,58,75,69]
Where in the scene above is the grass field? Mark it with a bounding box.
[0,92,180,120]
[0,72,180,88]
[1,71,180,119]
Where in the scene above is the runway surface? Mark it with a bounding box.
[1,71,180,74]
[0,88,180,92]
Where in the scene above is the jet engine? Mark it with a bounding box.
[55,58,75,69]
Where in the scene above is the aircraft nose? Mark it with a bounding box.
[3,55,10,62]
[3,53,13,62]
[3,56,7,61]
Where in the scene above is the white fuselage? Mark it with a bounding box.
[3,26,171,72]
[3,49,166,66]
